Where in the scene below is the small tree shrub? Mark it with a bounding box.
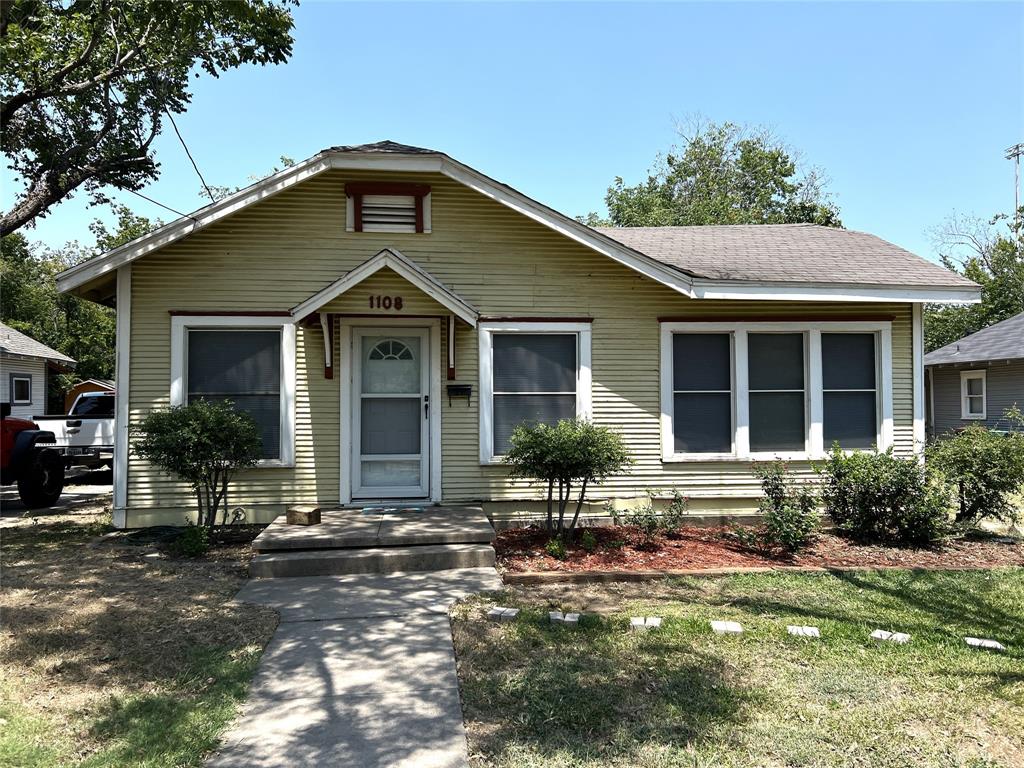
[927,408,1024,525]
[622,497,662,546]
[544,537,567,560]
[755,462,819,553]
[505,419,633,538]
[819,446,950,545]
[579,528,598,553]
[660,490,690,534]
[132,400,262,530]
[175,523,209,557]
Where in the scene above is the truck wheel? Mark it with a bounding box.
[17,449,65,508]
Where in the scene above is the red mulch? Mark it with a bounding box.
[495,525,1024,573]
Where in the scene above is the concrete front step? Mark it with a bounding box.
[250,543,496,578]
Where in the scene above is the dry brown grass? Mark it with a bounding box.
[0,505,277,764]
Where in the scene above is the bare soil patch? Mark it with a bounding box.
[496,524,1024,574]
[0,506,277,765]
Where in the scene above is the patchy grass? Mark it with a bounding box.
[0,508,277,768]
[452,569,1024,767]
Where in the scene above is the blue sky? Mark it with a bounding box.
[5,1,1023,262]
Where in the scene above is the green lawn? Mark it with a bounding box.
[452,570,1024,768]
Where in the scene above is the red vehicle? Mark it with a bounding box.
[1,402,65,508]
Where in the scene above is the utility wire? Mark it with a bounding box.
[126,187,201,225]
[166,109,216,203]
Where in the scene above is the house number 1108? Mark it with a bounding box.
[369,295,403,310]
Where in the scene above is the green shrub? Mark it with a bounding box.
[505,419,633,536]
[926,408,1024,525]
[622,497,662,546]
[819,446,950,545]
[579,528,598,553]
[755,462,819,553]
[544,537,567,560]
[132,400,262,530]
[660,490,690,533]
[175,523,209,557]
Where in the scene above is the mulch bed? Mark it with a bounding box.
[496,524,1024,575]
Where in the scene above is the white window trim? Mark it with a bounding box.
[478,321,592,465]
[170,315,296,468]
[10,373,32,405]
[660,321,893,462]
[346,192,431,233]
[959,369,987,420]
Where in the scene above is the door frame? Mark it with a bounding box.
[339,317,442,504]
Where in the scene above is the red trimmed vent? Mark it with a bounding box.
[345,182,430,233]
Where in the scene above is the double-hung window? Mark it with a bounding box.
[170,316,296,466]
[479,322,592,463]
[960,370,986,420]
[9,373,31,405]
[661,321,892,461]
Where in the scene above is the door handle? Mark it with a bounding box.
[67,419,82,427]
[424,395,429,419]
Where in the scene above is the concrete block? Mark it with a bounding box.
[563,613,580,627]
[711,620,743,635]
[645,617,662,629]
[499,608,519,623]
[286,505,321,526]
[787,625,821,638]
[965,637,1006,652]
[549,611,564,624]
[630,617,646,631]
[871,629,910,645]
[487,607,506,622]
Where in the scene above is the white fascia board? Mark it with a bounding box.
[290,247,480,326]
[439,157,697,298]
[692,279,981,304]
[56,154,335,293]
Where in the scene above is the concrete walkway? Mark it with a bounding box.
[206,568,502,768]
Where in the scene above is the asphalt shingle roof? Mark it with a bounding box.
[923,311,1024,365]
[0,321,75,364]
[596,224,977,289]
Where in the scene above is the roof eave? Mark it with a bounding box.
[691,278,981,304]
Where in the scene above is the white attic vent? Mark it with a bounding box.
[345,182,431,233]
[361,194,417,232]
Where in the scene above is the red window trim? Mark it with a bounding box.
[344,182,431,233]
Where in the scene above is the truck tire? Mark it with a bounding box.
[17,448,65,508]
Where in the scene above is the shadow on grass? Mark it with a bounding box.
[458,616,756,762]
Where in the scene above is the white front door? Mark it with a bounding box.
[352,328,430,498]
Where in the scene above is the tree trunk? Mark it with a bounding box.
[545,478,554,533]
[1,166,93,237]
[557,480,571,535]
[568,478,589,534]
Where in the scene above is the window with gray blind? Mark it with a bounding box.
[491,333,576,454]
[822,333,877,449]
[748,333,806,452]
[672,333,732,452]
[187,330,282,459]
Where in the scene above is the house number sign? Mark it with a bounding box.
[369,295,404,310]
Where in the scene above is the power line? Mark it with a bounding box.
[166,109,216,203]
[125,188,201,224]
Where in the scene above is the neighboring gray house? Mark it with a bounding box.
[924,312,1024,437]
[0,321,76,419]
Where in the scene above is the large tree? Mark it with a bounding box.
[583,119,841,227]
[1,0,296,236]
[924,210,1024,352]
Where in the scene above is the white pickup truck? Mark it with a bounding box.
[34,391,115,469]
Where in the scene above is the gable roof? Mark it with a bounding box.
[291,247,480,326]
[923,311,1024,366]
[56,141,979,304]
[0,321,76,365]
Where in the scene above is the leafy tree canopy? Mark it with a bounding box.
[1,0,296,235]
[0,204,160,404]
[583,119,841,228]
[924,210,1024,352]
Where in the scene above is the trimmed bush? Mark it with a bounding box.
[819,446,950,545]
[755,462,819,553]
[927,408,1024,525]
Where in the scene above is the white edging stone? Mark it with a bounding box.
[631,616,662,631]
[870,629,910,645]
[787,625,821,638]
[965,637,1006,652]
[488,606,519,623]
[710,620,743,635]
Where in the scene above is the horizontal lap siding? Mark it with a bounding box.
[127,169,916,523]
[930,362,1024,436]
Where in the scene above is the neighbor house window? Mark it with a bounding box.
[170,316,296,466]
[822,333,878,449]
[9,373,31,405]
[660,321,892,461]
[345,182,431,233]
[671,333,733,453]
[960,370,986,420]
[479,322,592,463]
